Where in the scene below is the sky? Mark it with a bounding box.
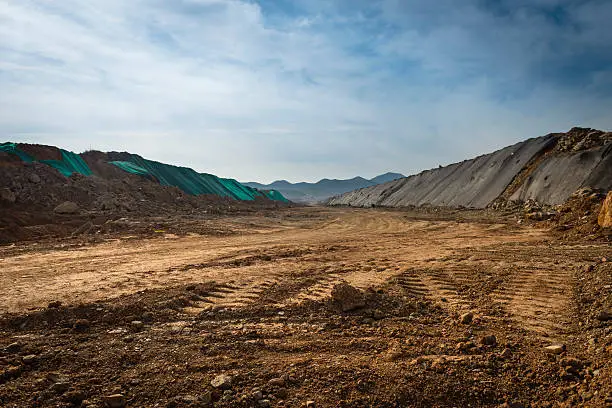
[1,0,611,183]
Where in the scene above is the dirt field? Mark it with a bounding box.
[0,207,610,407]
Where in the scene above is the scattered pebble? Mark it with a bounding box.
[211,374,232,390]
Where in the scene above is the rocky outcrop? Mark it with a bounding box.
[329,128,612,209]
[599,191,612,228]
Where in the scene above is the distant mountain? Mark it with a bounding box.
[243,173,405,204]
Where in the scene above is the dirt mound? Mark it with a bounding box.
[0,148,289,245]
[330,127,612,209]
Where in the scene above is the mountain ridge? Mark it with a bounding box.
[243,172,405,203]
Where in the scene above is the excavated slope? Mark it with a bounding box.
[329,128,612,208]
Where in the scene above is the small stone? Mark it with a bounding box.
[372,309,385,320]
[0,188,16,203]
[544,344,566,355]
[64,390,86,404]
[73,319,91,332]
[54,201,79,215]
[103,394,126,408]
[330,282,365,312]
[306,401,316,408]
[50,382,70,394]
[481,335,497,346]
[22,354,37,365]
[596,310,611,321]
[5,342,21,353]
[211,374,232,390]
[258,400,271,407]
[252,390,263,400]
[268,377,285,387]
[48,301,62,308]
[460,312,474,324]
[500,348,512,359]
[29,173,41,183]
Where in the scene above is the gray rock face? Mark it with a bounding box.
[54,201,79,214]
[330,136,556,208]
[511,143,612,205]
[329,130,612,209]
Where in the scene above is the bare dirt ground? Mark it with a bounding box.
[0,207,610,407]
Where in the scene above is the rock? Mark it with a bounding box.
[596,310,611,321]
[5,342,21,353]
[73,319,91,332]
[544,344,566,355]
[598,191,612,228]
[103,394,126,408]
[481,335,497,346]
[64,390,86,405]
[54,201,79,215]
[500,348,512,359]
[50,382,70,394]
[268,377,285,387]
[211,374,232,390]
[252,390,263,400]
[48,301,62,308]
[131,320,144,331]
[306,401,316,408]
[29,173,41,183]
[0,188,16,203]
[330,282,365,312]
[460,312,474,324]
[258,400,271,407]
[22,354,37,365]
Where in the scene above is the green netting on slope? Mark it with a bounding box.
[60,150,92,176]
[0,142,35,163]
[119,154,234,197]
[39,150,92,177]
[109,161,151,177]
[218,178,259,201]
[264,190,289,203]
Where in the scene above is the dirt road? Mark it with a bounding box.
[0,207,610,407]
[0,208,542,313]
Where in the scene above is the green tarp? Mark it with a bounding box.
[40,150,92,177]
[1,142,288,202]
[0,143,34,163]
[263,190,289,203]
[109,161,151,177]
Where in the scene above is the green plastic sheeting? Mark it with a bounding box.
[39,150,92,177]
[0,142,34,163]
[112,154,237,198]
[1,141,288,202]
[108,154,288,202]
[109,161,151,177]
[264,190,289,203]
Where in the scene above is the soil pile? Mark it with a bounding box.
[329,127,612,209]
[0,145,289,244]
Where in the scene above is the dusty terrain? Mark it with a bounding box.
[0,207,610,407]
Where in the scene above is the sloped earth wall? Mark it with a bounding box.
[329,130,612,209]
[511,143,612,205]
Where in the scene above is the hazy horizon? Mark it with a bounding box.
[2,0,611,184]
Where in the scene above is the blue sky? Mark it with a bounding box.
[1,0,611,183]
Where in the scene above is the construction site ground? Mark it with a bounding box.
[0,207,610,407]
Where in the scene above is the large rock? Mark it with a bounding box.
[0,188,16,203]
[330,283,365,312]
[598,191,612,228]
[54,201,79,214]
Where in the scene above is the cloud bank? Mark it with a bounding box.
[1,0,611,182]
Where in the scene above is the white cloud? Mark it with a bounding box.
[0,0,611,183]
